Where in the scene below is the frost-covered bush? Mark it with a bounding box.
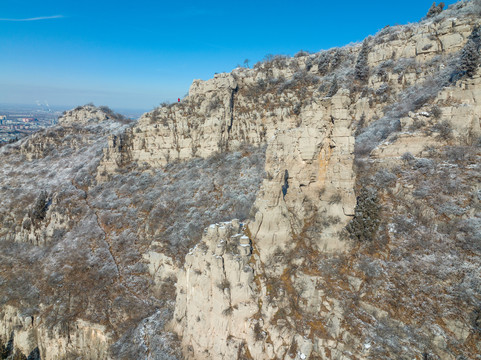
[206,96,222,114]
[294,50,309,58]
[92,144,266,257]
[374,169,397,188]
[431,120,453,140]
[277,70,320,93]
[317,51,331,76]
[318,75,339,97]
[355,50,459,156]
[355,116,401,156]
[111,310,181,360]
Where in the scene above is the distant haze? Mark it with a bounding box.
[0,0,458,109]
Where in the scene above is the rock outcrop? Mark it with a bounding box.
[167,4,481,359]
[0,306,111,360]
[173,221,257,359]
[1,1,481,359]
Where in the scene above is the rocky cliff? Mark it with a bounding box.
[1,1,481,359]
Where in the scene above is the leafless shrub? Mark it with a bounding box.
[401,152,415,163]
[294,50,309,58]
[254,54,289,71]
[317,52,330,75]
[278,70,320,94]
[328,193,342,205]
[413,185,430,198]
[225,240,239,255]
[99,105,128,122]
[292,102,302,116]
[444,146,465,162]
[431,120,453,140]
[374,169,397,188]
[253,322,264,341]
[111,310,181,360]
[22,218,32,231]
[356,257,382,279]
[217,278,231,291]
[409,119,426,132]
[392,215,415,235]
[473,0,481,14]
[206,96,222,114]
[222,306,234,316]
[431,105,442,119]
[471,306,481,334]
[317,75,339,97]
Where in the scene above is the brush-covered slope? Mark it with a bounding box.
[1,1,481,360]
[0,105,266,359]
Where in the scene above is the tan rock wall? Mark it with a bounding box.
[0,306,112,360]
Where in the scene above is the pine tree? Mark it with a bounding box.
[355,40,370,82]
[460,26,480,78]
[346,187,381,242]
[426,2,444,18]
[460,39,480,78]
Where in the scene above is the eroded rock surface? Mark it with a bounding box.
[1,2,481,359]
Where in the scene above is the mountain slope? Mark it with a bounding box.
[1,1,481,359]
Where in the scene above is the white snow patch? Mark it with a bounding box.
[418,111,430,117]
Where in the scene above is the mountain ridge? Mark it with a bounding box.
[1,1,481,359]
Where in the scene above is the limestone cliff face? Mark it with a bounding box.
[1,2,481,360]
[167,5,481,360]
[99,10,476,174]
[173,221,257,359]
[0,306,111,360]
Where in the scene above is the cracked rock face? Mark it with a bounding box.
[1,2,481,359]
[0,305,111,360]
[173,221,258,359]
[168,6,481,360]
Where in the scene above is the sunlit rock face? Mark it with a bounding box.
[1,1,481,359]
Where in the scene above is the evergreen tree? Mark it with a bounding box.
[426,2,444,18]
[460,26,480,78]
[355,40,370,82]
[461,39,480,78]
[346,187,381,242]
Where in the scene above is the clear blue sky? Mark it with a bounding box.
[0,0,458,111]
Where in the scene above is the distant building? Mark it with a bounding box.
[0,115,6,120]
[21,117,36,123]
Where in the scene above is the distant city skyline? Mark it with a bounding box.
[1,0,458,111]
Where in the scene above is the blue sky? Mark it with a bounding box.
[0,0,458,111]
